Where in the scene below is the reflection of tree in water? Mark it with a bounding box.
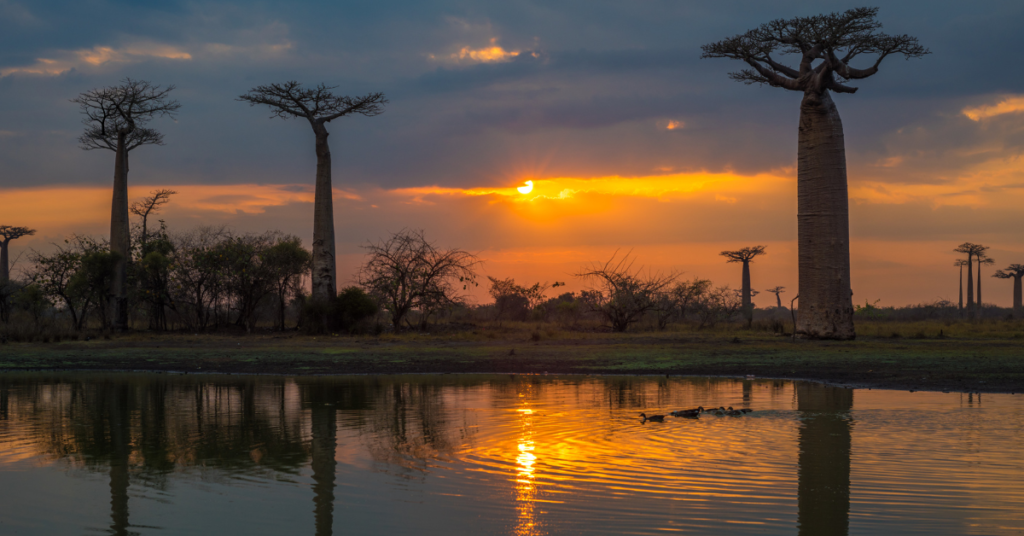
[797,382,853,536]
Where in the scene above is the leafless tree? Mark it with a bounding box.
[703,8,928,339]
[575,252,679,332]
[993,264,1024,318]
[358,229,477,330]
[238,82,387,304]
[72,79,180,330]
[977,254,994,315]
[0,225,36,283]
[954,243,988,319]
[720,245,767,327]
[766,286,786,308]
[954,259,969,315]
[130,189,176,247]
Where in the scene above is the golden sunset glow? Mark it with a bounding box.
[517,180,534,194]
[0,43,192,77]
[962,95,1024,121]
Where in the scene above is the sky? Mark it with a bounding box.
[2,0,1024,307]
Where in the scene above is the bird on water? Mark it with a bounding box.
[639,413,665,423]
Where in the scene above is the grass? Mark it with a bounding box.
[1,319,1022,393]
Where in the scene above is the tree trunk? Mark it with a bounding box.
[110,135,130,331]
[742,260,752,327]
[775,292,782,309]
[1014,275,1022,319]
[966,253,974,318]
[311,128,338,304]
[0,239,9,283]
[795,91,854,340]
[958,264,963,316]
[976,259,984,318]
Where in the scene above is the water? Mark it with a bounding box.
[0,374,1021,535]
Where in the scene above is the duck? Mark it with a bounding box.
[639,413,665,423]
[670,406,704,417]
[725,406,745,416]
[708,406,727,415]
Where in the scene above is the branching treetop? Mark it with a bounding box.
[238,81,387,129]
[954,242,989,258]
[993,264,1024,278]
[720,245,767,263]
[766,286,786,293]
[0,225,36,243]
[71,78,180,152]
[130,189,177,219]
[954,259,970,267]
[701,7,928,95]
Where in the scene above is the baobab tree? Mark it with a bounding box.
[0,225,36,284]
[720,245,767,327]
[702,8,928,339]
[130,189,176,247]
[766,286,786,308]
[977,254,994,316]
[238,82,387,303]
[954,242,988,318]
[993,264,1024,318]
[72,79,180,330]
[954,259,969,315]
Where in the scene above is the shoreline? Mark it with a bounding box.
[2,330,1022,394]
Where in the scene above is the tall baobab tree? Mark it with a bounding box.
[954,258,969,315]
[720,245,767,327]
[766,286,786,308]
[993,264,1024,318]
[72,79,180,330]
[954,243,988,319]
[977,254,994,316]
[238,82,387,303]
[702,8,928,339]
[130,189,176,248]
[0,225,36,283]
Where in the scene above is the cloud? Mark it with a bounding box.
[429,37,527,65]
[0,42,192,77]
[962,95,1024,121]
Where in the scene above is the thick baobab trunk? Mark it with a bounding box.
[1013,275,1023,319]
[742,260,752,327]
[965,255,975,319]
[311,128,338,303]
[958,264,963,315]
[110,134,130,331]
[976,260,984,318]
[0,239,10,283]
[795,91,854,340]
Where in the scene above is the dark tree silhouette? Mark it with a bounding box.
[766,286,786,308]
[0,225,36,283]
[977,254,994,315]
[954,243,988,319]
[993,264,1024,318]
[130,189,176,247]
[954,259,969,315]
[238,82,387,304]
[720,246,767,327]
[703,7,928,340]
[72,79,180,330]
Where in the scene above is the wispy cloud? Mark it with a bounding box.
[0,42,191,77]
[962,95,1024,121]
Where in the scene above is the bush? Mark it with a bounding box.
[302,287,379,334]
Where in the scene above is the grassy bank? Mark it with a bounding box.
[1,320,1022,393]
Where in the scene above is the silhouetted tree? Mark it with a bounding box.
[954,259,969,315]
[993,264,1024,318]
[977,254,994,315]
[703,8,928,339]
[0,225,35,284]
[359,229,477,330]
[238,82,387,304]
[576,252,679,332]
[766,286,786,308]
[263,237,312,330]
[954,243,988,319]
[130,189,176,248]
[72,79,180,330]
[720,245,766,327]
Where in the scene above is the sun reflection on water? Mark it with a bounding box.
[514,403,542,535]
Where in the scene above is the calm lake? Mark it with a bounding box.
[0,373,1022,535]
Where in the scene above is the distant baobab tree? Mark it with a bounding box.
[72,79,181,330]
[130,189,176,247]
[702,8,928,339]
[977,254,994,315]
[238,82,387,304]
[954,259,969,315]
[954,242,989,319]
[993,264,1024,318]
[720,245,767,327]
[766,286,786,308]
[0,225,36,283]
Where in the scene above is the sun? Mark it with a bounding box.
[517,180,534,194]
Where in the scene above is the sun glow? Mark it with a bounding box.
[517,180,534,194]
